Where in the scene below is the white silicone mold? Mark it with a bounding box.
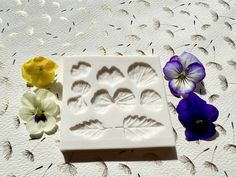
[60,56,175,151]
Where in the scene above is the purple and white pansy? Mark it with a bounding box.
[163,52,206,96]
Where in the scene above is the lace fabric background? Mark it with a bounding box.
[0,0,236,176]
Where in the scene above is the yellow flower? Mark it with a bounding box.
[22,56,58,88]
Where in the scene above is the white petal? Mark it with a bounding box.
[43,117,56,133]
[21,92,36,109]
[41,99,59,117]
[35,89,57,102]
[169,78,196,95]
[179,52,201,68]
[19,107,34,121]
[26,119,43,135]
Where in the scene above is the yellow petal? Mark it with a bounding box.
[33,56,48,66]
[22,65,33,84]
[23,60,40,75]
[31,71,55,88]
[44,60,58,73]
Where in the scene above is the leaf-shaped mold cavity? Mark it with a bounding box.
[67,96,87,113]
[91,89,113,114]
[70,120,109,139]
[122,115,163,141]
[71,80,91,95]
[140,89,162,111]
[91,88,135,114]
[114,88,135,111]
[128,62,158,87]
[71,61,91,77]
[97,66,124,86]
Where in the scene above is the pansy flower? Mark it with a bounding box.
[19,89,60,138]
[22,56,58,88]
[176,92,219,141]
[163,52,205,96]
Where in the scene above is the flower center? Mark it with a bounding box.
[34,108,47,123]
[178,72,186,80]
[195,120,203,124]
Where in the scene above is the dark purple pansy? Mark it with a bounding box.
[176,92,219,141]
[163,52,206,96]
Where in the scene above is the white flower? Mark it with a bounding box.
[19,89,60,138]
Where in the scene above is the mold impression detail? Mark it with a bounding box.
[71,80,91,95]
[71,61,91,77]
[128,62,158,87]
[91,88,135,114]
[120,115,163,141]
[67,96,87,113]
[70,119,110,139]
[140,89,162,111]
[97,66,124,86]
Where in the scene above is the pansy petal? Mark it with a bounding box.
[33,56,48,66]
[41,100,60,117]
[169,55,179,61]
[44,61,58,73]
[178,109,195,128]
[26,119,43,135]
[179,52,202,68]
[22,66,33,84]
[198,122,216,140]
[35,89,57,102]
[176,99,196,127]
[185,129,199,141]
[43,117,56,133]
[204,104,219,122]
[21,92,36,109]
[186,63,205,83]
[163,61,183,79]
[169,78,196,95]
[185,93,210,117]
[32,71,55,88]
[19,107,34,121]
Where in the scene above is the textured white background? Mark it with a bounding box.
[0,0,236,177]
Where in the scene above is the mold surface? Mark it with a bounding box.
[67,96,87,113]
[97,66,124,86]
[91,89,113,114]
[70,119,109,139]
[91,88,135,114]
[128,62,158,87]
[71,80,91,95]
[71,61,91,77]
[114,88,135,110]
[140,89,162,111]
[122,115,163,141]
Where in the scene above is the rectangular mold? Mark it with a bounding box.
[60,56,175,151]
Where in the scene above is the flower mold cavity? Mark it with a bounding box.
[122,115,163,141]
[67,96,87,113]
[71,61,91,77]
[128,62,158,87]
[140,89,162,111]
[71,80,91,95]
[97,66,124,86]
[70,119,109,139]
[91,88,135,114]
